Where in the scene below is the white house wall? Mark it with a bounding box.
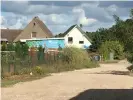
[64,27,91,48]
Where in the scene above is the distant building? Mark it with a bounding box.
[1,16,53,42]
[62,24,92,49]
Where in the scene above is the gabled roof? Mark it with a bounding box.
[64,24,92,42]
[1,29,22,42]
[63,24,76,36]
[33,17,53,37]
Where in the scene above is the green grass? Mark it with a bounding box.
[1,74,50,87]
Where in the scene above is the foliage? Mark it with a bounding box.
[126,52,133,64]
[86,9,133,54]
[127,65,133,72]
[80,24,83,28]
[15,42,29,58]
[15,41,22,57]
[130,8,133,19]
[61,47,98,68]
[99,41,124,60]
[7,42,15,51]
[38,45,44,52]
[33,66,45,75]
[1,42,7,51]
[18,68,32,75]
[21,43,29,58]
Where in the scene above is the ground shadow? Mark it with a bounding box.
[86,70,130,76]
[69,89,133,100]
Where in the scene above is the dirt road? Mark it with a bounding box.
[2,60,133,100]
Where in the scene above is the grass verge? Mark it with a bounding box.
[1,74,50,87]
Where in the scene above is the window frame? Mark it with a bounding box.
[31,32,37,38]
[79,41,84,44]
[68,37,73,43]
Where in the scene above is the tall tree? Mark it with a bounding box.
[130,8,133,19]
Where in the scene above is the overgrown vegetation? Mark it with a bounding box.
[1,46,98,87]
[99,41,124,60]
[86,9,133,52]
[85,8,133,71]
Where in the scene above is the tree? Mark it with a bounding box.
[80,24,83,28]
[99,41,124,60]
[7,42,15,51]
[130,9,133,19]
[15,41,22,57]
[1,42,7,51]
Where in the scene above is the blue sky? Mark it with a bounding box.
[1,1,133,34]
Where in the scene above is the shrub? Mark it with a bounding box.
[18,68,32,75]
[61,47,97,68]
[1,42,7,51]
[62,47,88,63]
[126,52,133,72]
[2,72,12,78]
[15,41,22,57]
[22,43,29,57]
[7,42,15,51]
[33,66,44,75]
[126,52,133,64]
[38,45,44,52]
[99,41,124,60]
[127,65,133,72]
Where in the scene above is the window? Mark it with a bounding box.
[68,37,73,43]
[79,41,84,44]
[31,32,37,38]
[33,22,36,26]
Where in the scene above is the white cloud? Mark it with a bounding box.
[0,16,7,28]
[0,16,4,25]
[107,4,118,12]
[73,8,97,26]
[79,17,97,26]
[9,19,22,29]
[1,1,131,34]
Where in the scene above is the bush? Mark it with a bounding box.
[1,42,7,51]
[22,43,29,57]
[7,42,15,51]
[99,41,124,60]
[33,66,45,75]
[18,68,32,75]
[126,52,133,64]
[15,41,22,57]
[127,65,133,72]
[61,47,97,68]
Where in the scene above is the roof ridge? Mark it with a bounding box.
[33,17,53,37]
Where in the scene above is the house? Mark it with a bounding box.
[1,16,53,42]
[62,24,92,49]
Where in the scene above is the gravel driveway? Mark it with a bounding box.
[2,60,133,100]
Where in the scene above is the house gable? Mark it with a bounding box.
[64,24,92,48]
[14,17,53,42]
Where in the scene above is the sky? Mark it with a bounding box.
[1,1,133,34]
